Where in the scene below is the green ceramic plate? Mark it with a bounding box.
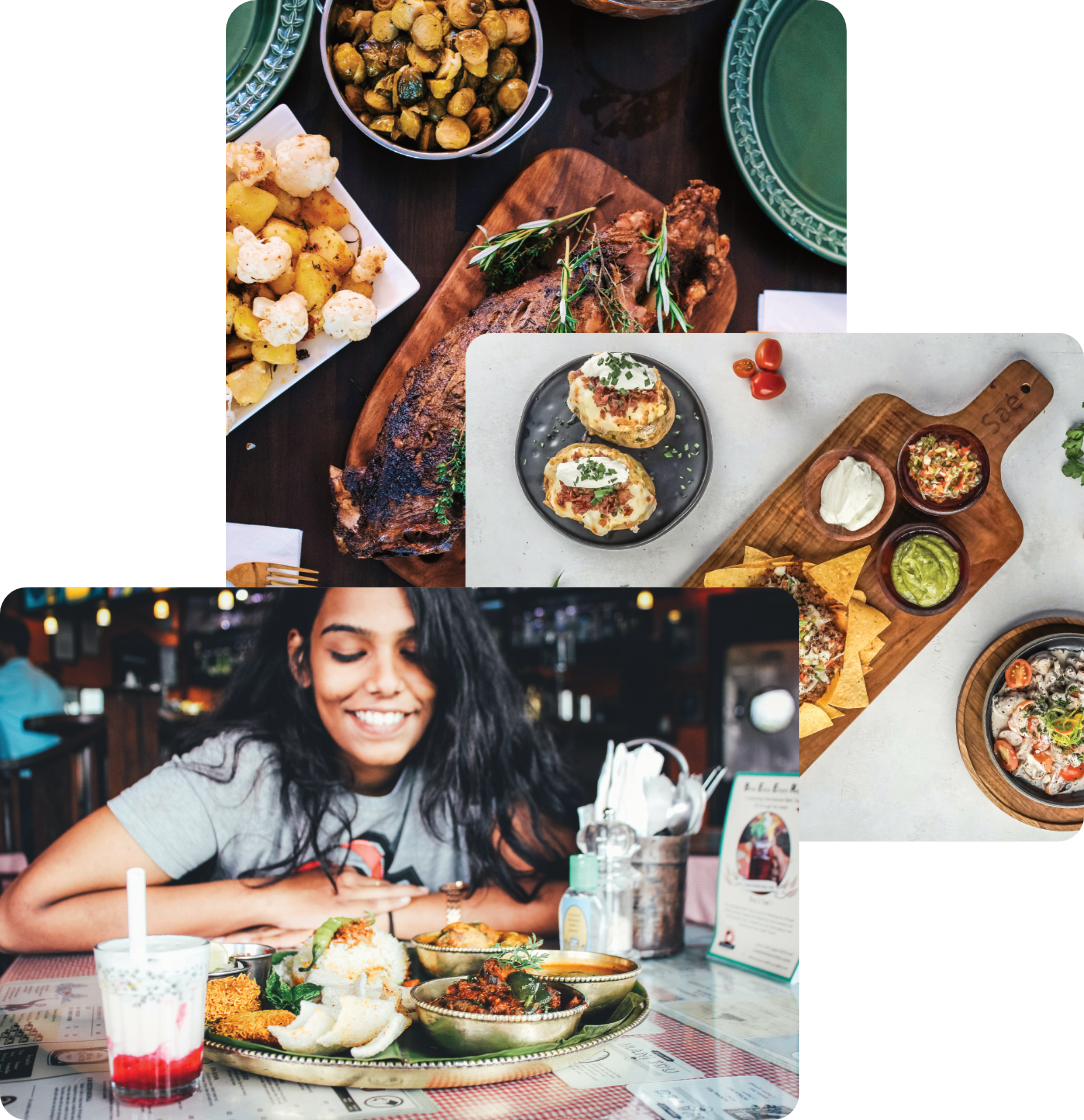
[721,0,846,264]
[226,0,316,140]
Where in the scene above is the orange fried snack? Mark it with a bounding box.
[211,1010,296,1044]
[205,974,261,1025]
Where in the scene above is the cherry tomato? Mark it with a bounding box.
[1059,764,1084,782]
[1004,658,1032,690]
[994,738,1019,772]
[733,358,757,378]
[750,369,786,400]
[754,338,783,371]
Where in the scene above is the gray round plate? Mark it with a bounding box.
[982,631,1084,808]
[227,0,316,140]
[515,354,712,550]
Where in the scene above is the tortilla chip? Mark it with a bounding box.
[859,637,885,666]
[798,702,833,738]
[821,704,844,719]
[851,589,866,603]
[832,655,870,708]
[744,546,772,564]
[809,547,871,607]
[844,600,890,660]
[705,566,766,588]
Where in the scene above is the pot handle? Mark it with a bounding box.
[471,84,553,160]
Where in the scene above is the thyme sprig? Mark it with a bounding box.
[433,427,465,526]
[642,211,690,333]
[468,208,597,293]
[548,238,586,333]
[491,934,546,972]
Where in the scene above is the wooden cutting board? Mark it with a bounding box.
[955,617,1084,831]
[343,147,738,587]
[682,359,1054,773]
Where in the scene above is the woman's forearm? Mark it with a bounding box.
[389,880,567,941]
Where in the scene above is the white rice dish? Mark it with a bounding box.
[990,647,1084,795]
[288,923,408,988]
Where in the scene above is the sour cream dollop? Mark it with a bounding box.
[819,455,884,531]
[580,352,657,392]
[555,456,630,489]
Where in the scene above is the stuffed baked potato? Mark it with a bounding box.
[543,443,657,537]
[566,352,675,449]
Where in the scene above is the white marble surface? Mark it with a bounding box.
[466,332,1084,840]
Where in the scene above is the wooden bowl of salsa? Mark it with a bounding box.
[526,951,641,1020]
[895,424,990,516]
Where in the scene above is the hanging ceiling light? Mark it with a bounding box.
[96,606,111,627]
[235,589,249,601]
[636,590,654,610]
[43,615,59,635]
[218,590,235,611]
[153,599,170,620]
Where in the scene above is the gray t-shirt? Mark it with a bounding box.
[108,733,469,888]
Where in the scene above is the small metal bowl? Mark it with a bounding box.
[412,976,587,1057]
[524,951,641,1020]
[215,943,274,988]
[408,938,505,980]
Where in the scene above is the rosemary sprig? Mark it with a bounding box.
[468,208,597,294]
[642,211,690,333]
[492,934,546,972]
[548,238,579,333]
[433,426,465,526]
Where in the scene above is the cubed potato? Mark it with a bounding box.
[293,252,338,312]
[226,232,240,279]
[226,338,253,361]
[339,275,374,299]
[262,176,302,221]
[226,291,240,333]
[260,217,307,258]
[226,360,272,406]
[269,265,297,296]
[232,303,263,342]
[300,188,350,231]
[226,181,278,231]
[307,225,356,275]
[252,340,299,365]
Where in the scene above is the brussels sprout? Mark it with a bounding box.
[426,97,447,121]
[456,28,488,67]
[332,41,364,80]
[435,116,472,150]
[487,45,516,83]
[343,84,366,112]
[447,87,476,117]
[371,11,399,41]
[435,47,462,82]
[446,0,485,29]
[386,39,408,68]
[372,0,396,9]
[502,8,530,46]
[370,114,397,133]
[410,11,443,51]
[398,108,422,140]
[496,77,528,113]
[427,77,455,99]
[364,87,394,113]
[419,121,436,152]
[360,38,390,77]
[465,105,493,136]
[407,41,441,72]
[396,64,426,105]
[478,11,506,50]
[391,0,426,30]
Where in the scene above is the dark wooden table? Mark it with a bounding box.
[226,0,847,587]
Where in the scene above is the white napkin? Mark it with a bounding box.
[593,742,665,838]
[226,522,303,584]
[757,290,847,332]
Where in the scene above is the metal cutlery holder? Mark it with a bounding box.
[632,834,690,958]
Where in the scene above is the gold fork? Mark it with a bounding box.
[225,562,319,587]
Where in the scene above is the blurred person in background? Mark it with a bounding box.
[0,590,579,952]
[0,616,64,762]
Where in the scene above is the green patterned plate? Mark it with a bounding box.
[227,0,316,140]
[721,0,846,264]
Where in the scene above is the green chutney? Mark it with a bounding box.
[891,534,960,607]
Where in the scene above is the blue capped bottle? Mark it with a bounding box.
[559,854,605,952]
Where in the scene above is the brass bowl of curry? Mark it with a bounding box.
[413,976,587,1057]
[525,951,641,1020]
[409,923,532,980]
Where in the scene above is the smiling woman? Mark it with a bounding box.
[0,590,580,954]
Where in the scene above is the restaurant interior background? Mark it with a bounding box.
[0,585,796,966]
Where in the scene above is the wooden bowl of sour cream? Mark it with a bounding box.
[802,446,896,543]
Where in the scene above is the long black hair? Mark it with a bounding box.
[175,589,579,902]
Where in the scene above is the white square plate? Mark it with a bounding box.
[227,104,420,432]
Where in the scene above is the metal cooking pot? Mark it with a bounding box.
[318,0,551,161]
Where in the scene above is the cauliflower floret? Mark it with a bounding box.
[252,291,308,347]
[320,290,378,341]
[226,386,235,433]
[274,134,339,198]
[226,140,276,187]
[234,226,292,284]
[349,246,387,285]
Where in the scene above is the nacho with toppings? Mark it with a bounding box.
[705,545,890,736]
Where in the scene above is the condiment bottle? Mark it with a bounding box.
[577,809,640,957]
[559,855,605,952]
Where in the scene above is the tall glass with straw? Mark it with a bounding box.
[93,868,210,1106]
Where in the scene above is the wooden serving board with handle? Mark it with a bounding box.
[682,359,1054,773]
[344,147,738,587]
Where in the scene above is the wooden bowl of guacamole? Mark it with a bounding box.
[876,522,970,616]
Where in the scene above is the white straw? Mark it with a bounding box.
[126,867,147,958]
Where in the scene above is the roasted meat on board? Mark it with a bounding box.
[330,181,730,560]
